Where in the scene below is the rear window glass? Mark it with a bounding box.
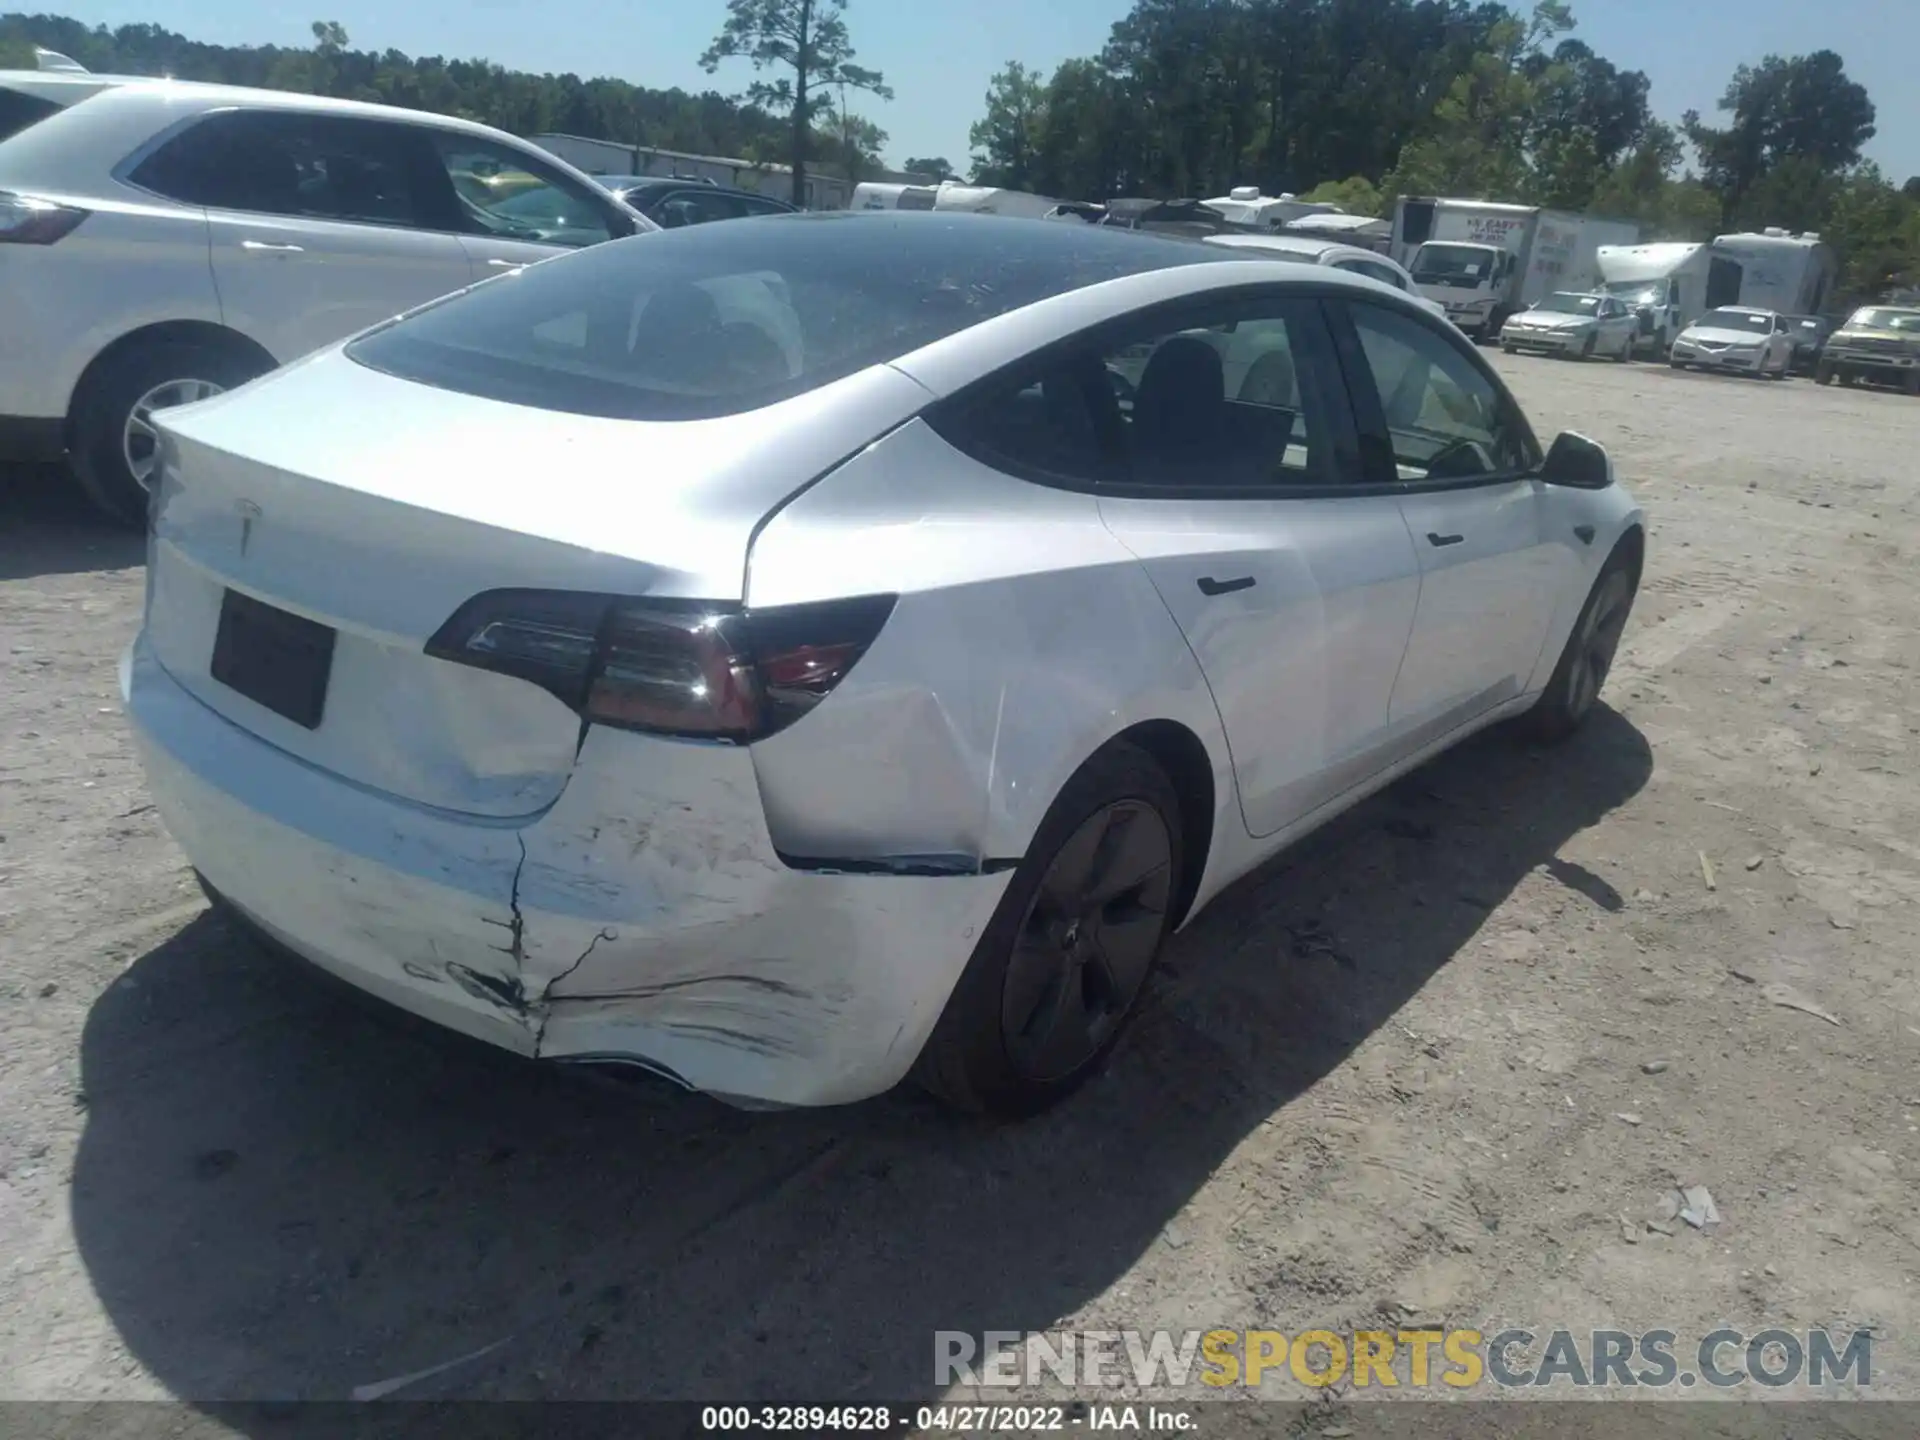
[0,88,63,145]
[345,213,1231,421]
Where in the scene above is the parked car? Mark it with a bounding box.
[1097,196,1242,238]
[1782,313,1835,376]
[0,63,653,522]
[1201,231,1451,324]
[1815,305,1920,393]
[125,213,1643,1119]
[596,175,797,227]
[1668,306,1795,379]
[1497,292,1637,361]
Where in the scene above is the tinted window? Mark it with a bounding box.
[940,297,1343,491]
[655,190,747,228]
[1345,302,1535,481]
[428,134,614,248]
[0,88,63,144]
[740,194,796,217]
[347,213,1231,421]
[1337,258,1409,291]
[132,112,436,226]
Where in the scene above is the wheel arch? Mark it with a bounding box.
[1611,521,1646,587]
[64,321,277,443]
[1107,718,1216,931]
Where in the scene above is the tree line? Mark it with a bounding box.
[0,9,893,186]
[6,2,1918,298]
[964,0,1919,300]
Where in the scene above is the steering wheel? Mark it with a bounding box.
[1424,438,1490,481]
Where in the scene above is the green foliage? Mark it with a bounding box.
[902,155,954,181]
[963,0,1918,303]
[701,0,891,204]
[1297,176,1383,217]
[968,61,1048,188]
[1685,51,1876,228]
[0,10,789,159]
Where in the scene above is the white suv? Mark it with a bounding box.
[0,66,653,521]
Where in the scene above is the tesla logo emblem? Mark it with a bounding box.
[236,499,262,556]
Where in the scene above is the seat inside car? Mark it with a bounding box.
[1130,335,1225,463]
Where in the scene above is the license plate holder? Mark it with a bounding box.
[210,589,336,730]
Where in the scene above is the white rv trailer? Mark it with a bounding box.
[1596,242,1748,354]
[851,181,940,211]
[1202,186,1345,229]
[852,180,1061,219]
[1709,229,1839,317]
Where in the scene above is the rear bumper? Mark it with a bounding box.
[122,634,1010,1107]
[0,415,65,464]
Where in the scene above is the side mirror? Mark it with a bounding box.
[1540,431,1612,489]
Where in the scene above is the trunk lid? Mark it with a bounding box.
[147,347,927,818]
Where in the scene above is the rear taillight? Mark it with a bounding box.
[425,591,896,742]
[0,191,89,244]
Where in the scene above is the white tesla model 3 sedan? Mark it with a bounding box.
[123,213,1644,1118]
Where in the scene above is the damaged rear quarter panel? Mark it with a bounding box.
[517,732,1011,1104]
[742,418,1233,868]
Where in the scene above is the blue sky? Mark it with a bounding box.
[42,0,1920,183]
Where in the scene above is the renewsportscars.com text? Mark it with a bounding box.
[936,1326,1873,1390]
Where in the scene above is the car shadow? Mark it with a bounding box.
[72,707,1652,1406]
[0,466,143,582]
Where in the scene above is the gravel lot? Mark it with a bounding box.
[2,354,1917,1415]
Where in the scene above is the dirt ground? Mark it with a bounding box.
[2,353,1917,1418]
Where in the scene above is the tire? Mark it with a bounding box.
[70,339,270,526]
[1815,362,1834,386]
[1906,370,1920,397]
[912,741,1183,1119]
[1501,342,1517,355]
[1669,360,1686,371]
[1579,333,1597,361]
[1516,551,1639,744]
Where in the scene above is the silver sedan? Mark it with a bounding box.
[125,214,1645,1118]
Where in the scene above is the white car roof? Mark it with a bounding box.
[0,70,627,212]
[0,68,549,145]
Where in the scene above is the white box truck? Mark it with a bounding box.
[1389,197,1641,341]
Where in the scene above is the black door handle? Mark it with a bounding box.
[1197,575,1255,597]
[1426,532,1465,547]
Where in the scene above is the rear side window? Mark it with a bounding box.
[939,296,1348,492]
[0,88,63,144]
[346,213,1232,420]
[130,111,444,228]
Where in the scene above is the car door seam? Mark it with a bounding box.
[1092,502,1254,840]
